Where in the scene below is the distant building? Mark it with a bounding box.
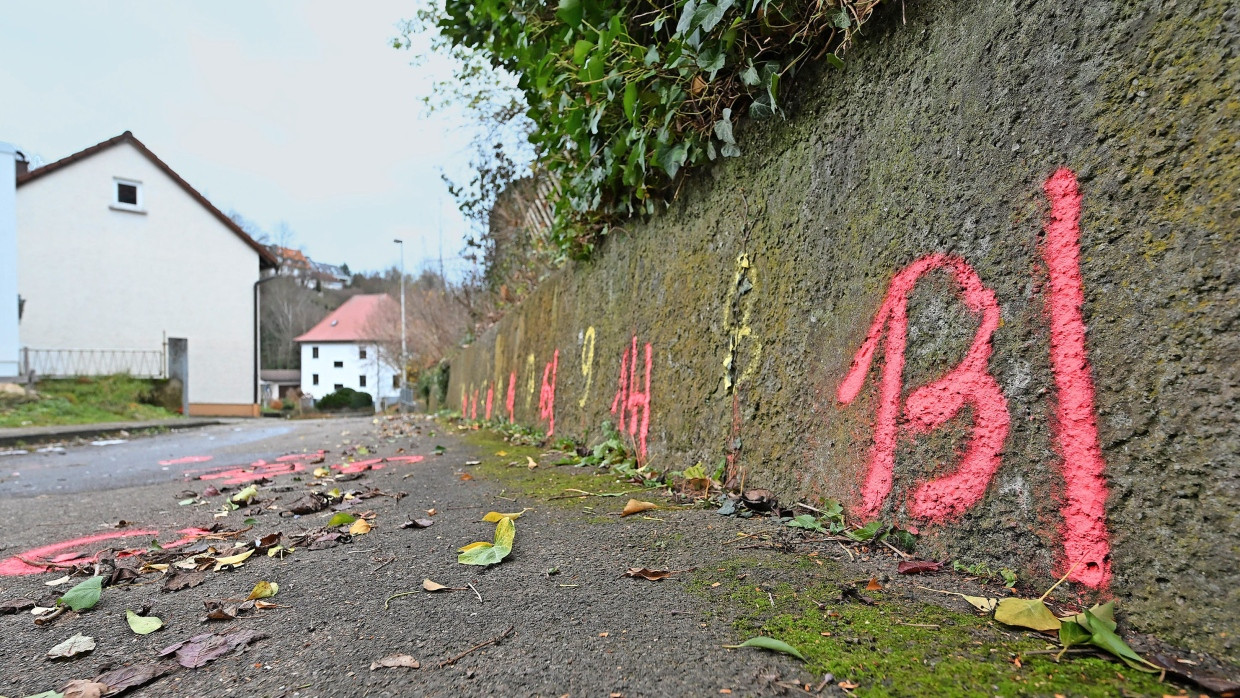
[295,294,400,410]
[267,245,349,291]
[14,131,278,416]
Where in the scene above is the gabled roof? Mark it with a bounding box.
[296,294,397,343]
[17,131,278,269]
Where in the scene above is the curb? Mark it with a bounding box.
[0,418,222,448]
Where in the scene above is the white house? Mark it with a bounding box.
[15,132,278,416]
[296,294,400,409]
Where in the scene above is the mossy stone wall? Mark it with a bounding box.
[446,0,1238,659]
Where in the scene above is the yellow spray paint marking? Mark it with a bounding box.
[524,353,537,410]
[578,326,596,408]
[723,252,763,393]
[493,334,506,388]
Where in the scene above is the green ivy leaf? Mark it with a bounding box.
[623,82,638,121]
[572,39,594,65]
[59,576,103,612]
[556,0,583,27]
[846,520,884,541]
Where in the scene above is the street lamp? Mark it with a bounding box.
[393,238,407,411]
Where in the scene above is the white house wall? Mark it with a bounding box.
[16,142,260,409]
[299,342,399,407]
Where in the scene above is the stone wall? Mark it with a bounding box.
[444,0,1239,659]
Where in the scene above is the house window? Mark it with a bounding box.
[333,361,343,368]
[392,375,400,388]
[359,348,367,359]
[334,383,344,391]
[312,374,319,385]
[111,177,144,212]
[358,375,367,387]
[312,347,319,359]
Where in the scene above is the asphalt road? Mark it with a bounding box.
[0,418,361,498]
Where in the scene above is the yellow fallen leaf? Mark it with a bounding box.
[458,541,492,553]
[349,518,372,535]
[995,597,1062,632]
[254,600,279,609]
[212,549,254,571]
[526,456,538,469]
[621,499,658,517]
[247,580,279,600]
[313,466,331,478]
[481,508,531,522]
[495,450,508,457]
[145,563,169,572]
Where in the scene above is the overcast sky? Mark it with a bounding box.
[0,1,486,278]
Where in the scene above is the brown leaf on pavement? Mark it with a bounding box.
[621,499,657,517]
[865,578,883,591]
[0,598,35,614]
[162,571,208,592]
[370,654,420,670]
[158,628,264,669]
[94,663,170,695]
[623,568,672,581]
[422,579,466,592]
[285,493,327,515]
[897,560,943,575]
[60,679,108,698]
[201,598,254,621]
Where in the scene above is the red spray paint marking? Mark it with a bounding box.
[485,386,494,421]
[158,455,213,466]
[1042,168,1112,588]
[538,350,559,436]
[470,389,479,420]
[192,460,305,485]
[330,455,426,474]
[0,527,209,576]
[610,336,653,461]
[276,451,324,463]
[837,254,1009,521]
[505,371,516,422]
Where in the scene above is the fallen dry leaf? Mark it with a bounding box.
[426,508,437,516]
[349,518,372,535]
[481,508,530,522]
[621,499,657,517]
[48,633,96,659]
[897,560,943,575]
[95,662,170,693]
[526,456,538,469]
[865,578,883,591]
[370,654,420,670]
[459,472,474,481]
[212,549,254,572]
[163,571,208,592]
[247,581,279,600]
[839,680,860,690]
[401,518,434,529]
[422,578,467,592]
[624,568,672,581]
[0,598,35,614]
[59,679,107,698]
[158,628,263,669]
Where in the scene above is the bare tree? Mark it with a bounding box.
[260,277,325,369]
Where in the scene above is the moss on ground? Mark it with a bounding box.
[690,558,1178,698]
[458,427,641,505]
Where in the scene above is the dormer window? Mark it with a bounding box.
[111,177,144,213]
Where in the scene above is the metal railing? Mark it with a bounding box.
[21,347,167,379]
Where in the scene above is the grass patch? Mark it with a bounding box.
[0,375,179,428]
[691,558,1172,697]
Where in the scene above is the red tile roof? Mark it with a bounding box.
[17,131,278,268]
[295,294,397,343]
